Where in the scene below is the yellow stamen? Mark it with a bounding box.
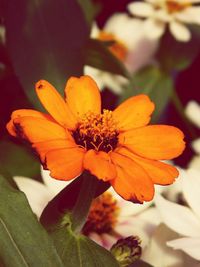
[166,0,191,13]
[98,31,128,61]
[79,110,118,139]
[83,192,120,234]
[73,110,118,152]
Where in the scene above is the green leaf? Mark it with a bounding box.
[0,174,64,267]
[0,139,40,179]
[50,217,119,267]
[119,66,173,122]
[4,0,89,109]
[77,0,101,26]
[84,38,130,78]
[156,26,200,72]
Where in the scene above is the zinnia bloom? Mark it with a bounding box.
[84,13,158,94]
[128,0,200,42]
[7,75,185,203]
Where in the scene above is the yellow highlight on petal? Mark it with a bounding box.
[166,0,191,14]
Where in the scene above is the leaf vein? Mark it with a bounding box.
[0,217,30,267]
[77,238,83,267]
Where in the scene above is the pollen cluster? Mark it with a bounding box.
[166,0,191,13]
[83,192,119,235]
[98,31,128,61]
[73,110,119,152]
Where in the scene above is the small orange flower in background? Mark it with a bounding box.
[7,75,185,203]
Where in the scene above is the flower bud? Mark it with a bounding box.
[110,236,142,267]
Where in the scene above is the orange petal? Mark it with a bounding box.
[65,75,101,118]
[115,147,179,185]
[35,80,77,129]
[45,147,85,181]
[113,94,155,131]
[119,125,185,160]
[33,139,77,163]
[13,116,69,143]
[83,150,117,181]
[7,120,17,136]
[110,152,154,203]
[6,109,53,136]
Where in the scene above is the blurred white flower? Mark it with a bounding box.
[14,168,66,217]
[185,100,200,170]
[0,25,5,44]
[142,224,195,267]
[189,153,200,171]
[191,138,200,154]
[189,137,200,171]
[155,168,200,260]
[185,101,200,128]
[162,167,186,202]
[84,13,158,94]
[128,0,200,42]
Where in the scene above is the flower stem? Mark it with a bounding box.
[171,90,197,139]
[40,171,110,231]
[71,171,99,233]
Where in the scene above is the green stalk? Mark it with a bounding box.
[172,90,197,140]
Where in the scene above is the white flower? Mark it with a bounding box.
[14,168,67,217]
[191,138,200,154]
[185,100,200,170]
[162,167,186,202]
[0,25,5,44]
[189,153,200,171]
[128,0,200,42]
[185,101,200,128]
[155,168,200,260]
[142,224,196,267]
[84,13,158,94]
[189,138,200,171]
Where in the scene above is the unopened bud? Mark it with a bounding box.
[110,236,142,267]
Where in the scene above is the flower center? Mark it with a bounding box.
[73,110,119,152]
[166,0,191,13]
[82,192,119,235]
[98,31,128,61]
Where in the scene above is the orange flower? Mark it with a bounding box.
[7,75,185,203]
